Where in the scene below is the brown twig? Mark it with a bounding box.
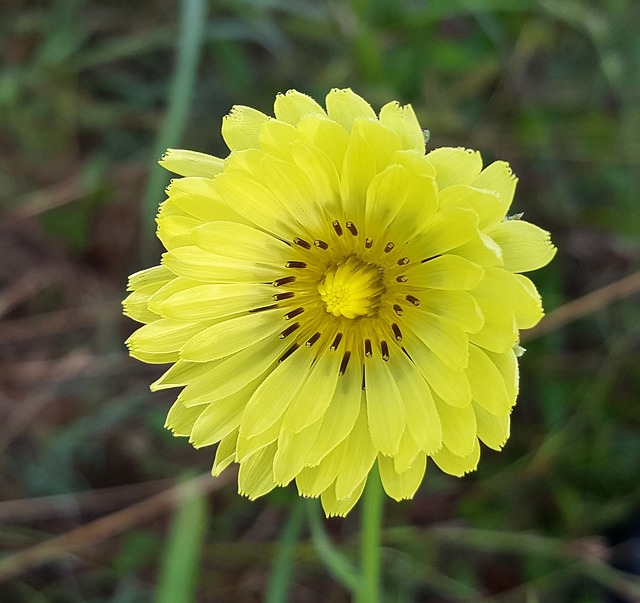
[0,470,236,583]
[522,270,640,342]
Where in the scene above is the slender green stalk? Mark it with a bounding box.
[265,498,306,603]
[141,0,207,264]
[356,465,384,603]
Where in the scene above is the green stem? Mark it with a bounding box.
[265,498,306,603]
[356,465,384,603]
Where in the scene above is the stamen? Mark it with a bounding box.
[314,239,329,250]
[285,261,307,269]
[364,339,372,358]
[293,237,311,250]
[273,276,296,287]
[332,220,343,236]
[306,331,321,347]
[396,275,408,283]
[346,221,358,236]
[365,237,373,249]
[393,304,404,316]
[384,242,395,253]
[273,291,295,301]
[279,323,300,339]
[339,351,351,376]
[391,323,402,341]
[397,257,410,265]
[249,304,278,313]
[405,295,420,306]
[278,343,300,363]
[421,254,441,263]
[284,307,304,320]
[330,332,343,351]
[361,368,366,390]
[381,340,389,361]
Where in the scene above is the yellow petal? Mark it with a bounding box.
[407,254,484,290]
[165,399,206,436]
[365,357,406,455]
[283,346,342,433]
[467,344,512,416]
[321,478,366,517]
[378,452,426,501]
[126,265,174,292]
[161,283,273,321]
[325,88,376,130]
[304,352,363,466]
[409,207,478,260]
[472,160,517,215]
[238,442,278,499]
[431,440,480,477]
[258,118,302,161]
[488,220,556,273]
[419,290,484,334]
[473,402,510,450]
[160,149,224,178]
[434,395,477,457]
[296,114,350,175]
[484,349,519,402]
[296,443,344,497]
[180,310,282,362]
[274,90,326,125]
[404,311,469,371]
[379,101,425,152]
[404,332,472,408]
[467,298,518,353]
[221,105,269,151]
[273,419,323,485]
[151,359,215,391]
[438,184,504,228]
[426,147,483,188]
[334,401,377,500]
[393,429,422,473]
[211,429,238,476]
[127,318,207,358]
[241,345,316,438]
[386,349,442,455]
[162,246,281,283]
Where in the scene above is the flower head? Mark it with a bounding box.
[124,89,555,516]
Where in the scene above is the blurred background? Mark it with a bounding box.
[1,0,640,601]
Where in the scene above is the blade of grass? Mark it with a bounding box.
[155,476,208,603]
[306,499,361,593]
[265,498,306,603]
[140,0,207,264]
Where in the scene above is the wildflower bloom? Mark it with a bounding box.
[124,89,555,516]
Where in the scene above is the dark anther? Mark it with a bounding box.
[273,276,296,287]
[405,295,420,306]
[293,237,312,250]
[332,220,343,236]
[391,323,402,341]
[421,254,441,263]
[339,351,351,376]
[397,257,410,265]
[285,261,307,269]
[384,242,395,253]
[393,304,404,316]
[361,368,366,391]
[396,275,408,282]
[249,304,278,313]
[314,239,329,250]
[364,339,372,358]
[346,221,358,236]
[279,322,300,339]
[381,340,389,361]
[330,332,343,351]
[273,291,295,301]
[284,307,305,320]
[306,331,321,347]
[278,343,300,363]
[365,237,373,249]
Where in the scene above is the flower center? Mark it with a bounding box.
[317,255,384,319]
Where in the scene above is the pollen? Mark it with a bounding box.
[317,255,384,319]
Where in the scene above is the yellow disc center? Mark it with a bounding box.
[317,256,384,319]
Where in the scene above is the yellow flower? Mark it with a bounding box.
[124,88,556,517]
